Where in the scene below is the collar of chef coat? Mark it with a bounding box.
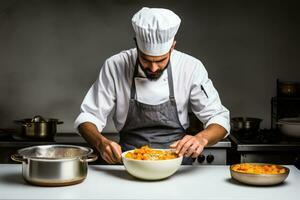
[134,63,170,105]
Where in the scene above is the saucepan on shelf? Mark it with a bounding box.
[11,144,98,186]
[231,117,262,133]
[14,115,63,140]
[277,117,300,138]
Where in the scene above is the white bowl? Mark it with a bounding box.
[121,149,183,180]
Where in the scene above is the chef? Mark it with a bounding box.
[74,7,230,164]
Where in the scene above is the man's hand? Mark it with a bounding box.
[170,135,208,158]
[170,124,227,158]
[98,137,122,164]
[78,122,122,164]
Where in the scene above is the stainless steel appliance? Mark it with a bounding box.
[192,139,231,165]
[187,112,231,165]
[237,79,300,169]
[228,129,300,168]
[271,79,300,129]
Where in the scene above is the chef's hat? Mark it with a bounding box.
[132,7,181,56]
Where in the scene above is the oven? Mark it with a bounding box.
[228,130,300,169]
[192,139,231,165]
[187,112,231,165]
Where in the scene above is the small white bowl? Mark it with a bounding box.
[122,149,183,180]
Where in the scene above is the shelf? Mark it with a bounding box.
[272,96,300,101]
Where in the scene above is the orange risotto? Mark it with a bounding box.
[231,163,287,174]
[125,146,178,160]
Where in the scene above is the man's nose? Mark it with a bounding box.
[149,62,159,73]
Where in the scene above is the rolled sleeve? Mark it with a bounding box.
[74,112,104,133]
[205,113,231,137]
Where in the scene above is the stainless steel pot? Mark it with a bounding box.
[14,115,63,139]
[277,117,300,138]
[231,117,262,132]
[11,145,98,186]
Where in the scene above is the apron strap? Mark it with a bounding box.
[166,63,175,100]
[130,60,139,100]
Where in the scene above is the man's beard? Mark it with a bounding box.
[139,62,169,81]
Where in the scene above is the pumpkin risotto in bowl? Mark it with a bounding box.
[122,146,183,180]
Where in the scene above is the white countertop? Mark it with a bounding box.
[0,164,299,200]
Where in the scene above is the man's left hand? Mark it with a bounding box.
[170,135,208,158]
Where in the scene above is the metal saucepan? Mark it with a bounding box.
[14,115,63,139]
[277,117,300,138]
[11,144,98,186]
[231,117,262,132]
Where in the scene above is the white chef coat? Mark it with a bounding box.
[74,48,230,134]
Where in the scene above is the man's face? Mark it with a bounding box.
[137,41,176,81]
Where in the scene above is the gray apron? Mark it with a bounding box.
[119,59,194,165]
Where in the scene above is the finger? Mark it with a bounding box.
[192,146,204,158]
[179,139,193,157]
[103,153,114,164]
[175,136,191,154]
[100,147,114,164]
[185,143,198,157]
[170,140,179,148]
[104,145,118,164]
[111,143,122,163]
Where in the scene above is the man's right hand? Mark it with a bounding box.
[78,122,122,164]
[98,136,122,164]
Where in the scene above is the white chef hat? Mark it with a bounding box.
[132,7,181,56]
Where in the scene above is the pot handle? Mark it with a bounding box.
[11,154,27,163]
[80,154,98,163]
[49,119,64,124]
[13,120,32,127]
[23,123,32,127]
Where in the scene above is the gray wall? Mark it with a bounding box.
[0,0,299,132]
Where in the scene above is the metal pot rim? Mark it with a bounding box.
[231,117,262,122]
[14,119,63,124]
[278,117,300,125]
[230,163,290,176]
[16,144,93,161]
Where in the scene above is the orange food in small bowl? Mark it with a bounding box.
[230,163,290,186]
[231,163,287,174]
